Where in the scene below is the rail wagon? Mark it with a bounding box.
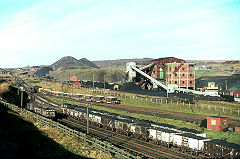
[101,115,116,131]
[85,94,94,102]
[33,106,55,118]
[75,94,84,100]
[204,139,240,158]
[156,128,177,147]
[115,118,129,135]
[94,95,105,103]
[178,127,206,137]
[133,123,150,141]
[105,96,120,104]
[173,133,210,155]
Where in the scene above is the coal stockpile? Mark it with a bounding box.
[74,80,114,89]
[34,67,53,77]
[196,75,240,91]
[119,82,194,100]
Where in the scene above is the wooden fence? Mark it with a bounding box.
[90,89,240,116]
[0,98,139,159]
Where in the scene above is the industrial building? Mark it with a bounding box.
[129,57,196,90]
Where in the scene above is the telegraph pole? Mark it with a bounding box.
[93,74,95,88]
[20,87,23,107]
[104,75,106,89]
[86,104,89,134]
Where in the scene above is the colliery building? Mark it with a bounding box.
[136,57,195,90]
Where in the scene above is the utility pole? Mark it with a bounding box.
[104,75,106,89]
[20,87,23,107]
[93,74,95,88]
[225,79,228,90]
[86,104,89,134]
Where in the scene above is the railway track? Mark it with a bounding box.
[35,94,207,158]
[60,117,198,159]
[42,93,240,127]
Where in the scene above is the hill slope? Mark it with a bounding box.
[51,56,99,70]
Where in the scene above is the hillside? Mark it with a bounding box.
[49,67,125,83]
[222,61,240,64]
[93,58,153,68]
[51,56,99,70]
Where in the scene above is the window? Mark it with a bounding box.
[182,67,185,71]
[190,81,192,84]
[175,67,177,71]
[175,73,177,76]
[182,81,185,84]
[169,81,171,84]
[175,81,177,84]
[211,120,216,125]
[169,74,171,77]
[169,66,171,71]
[182,73,185,77]
[190,74,192,77]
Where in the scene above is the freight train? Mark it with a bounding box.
[26,103,56,119]
[39,88,121,104]
[61,103,240,158]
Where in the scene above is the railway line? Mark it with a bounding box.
[13,75,240,158]
[41,93,240,127]
[34,94,207,158]
[60,118,197,159]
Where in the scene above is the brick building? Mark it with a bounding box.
[145,57,195,89]
[207,116,229,132]
[69,75,77,81]
[165,62,195,89]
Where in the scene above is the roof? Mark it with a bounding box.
[156,127,178,133]
[208,116,228,119]
[204,139,240,149]
[178,133,207,140]
[178,127,202,134]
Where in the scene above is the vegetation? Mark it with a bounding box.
[26,78,240,121]
[49,67,125,83]
[49,96,240,144]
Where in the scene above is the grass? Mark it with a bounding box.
[25,78,240,120]
[49,96,240,144]
[49,96,202,131]
[205,128,240,144]
[49,67,125,83]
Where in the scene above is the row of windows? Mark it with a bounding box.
[169,81,193,84]
[169,65,194,71]
[169,73,193,77]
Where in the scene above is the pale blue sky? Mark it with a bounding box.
[0,0,240,68]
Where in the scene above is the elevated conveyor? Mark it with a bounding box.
[126,62,220,96]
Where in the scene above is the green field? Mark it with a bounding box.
[48,96,240,144]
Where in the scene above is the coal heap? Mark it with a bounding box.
[34,67,52,77]
[120,82,142,91]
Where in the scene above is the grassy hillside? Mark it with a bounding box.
[49,67,125,83]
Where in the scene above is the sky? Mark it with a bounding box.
[0,0,240,68]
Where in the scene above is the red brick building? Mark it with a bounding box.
[146,57,195,89]
[73,81,81,87]
[207,116,229,132]
[69,75,77,81]
[165,63,195,89]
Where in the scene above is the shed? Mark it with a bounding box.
[73,81,81,87]
[235,126,240,134]
[207,116,229,132]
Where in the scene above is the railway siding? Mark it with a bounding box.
[0,98,139,159]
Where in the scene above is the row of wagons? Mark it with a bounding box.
[40,89,120,104]
[60,104,240,158]
[26,103,56,118]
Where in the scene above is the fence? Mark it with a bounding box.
[90,89,240,116]
[0,98,139,159]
